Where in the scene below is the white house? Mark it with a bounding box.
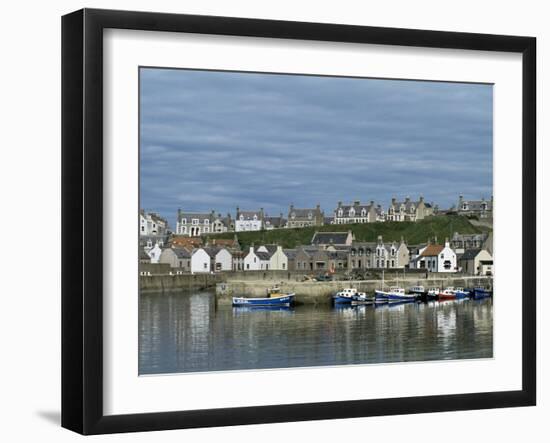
[211,247,233,272]
[140,210,168,236]
[235,208,264,232]
[257,245,288,270]
[191,248,211,274]
[243,246,270,270]
[414,239,457,272]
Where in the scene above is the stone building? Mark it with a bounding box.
[235,207,264,232]
[450,232,489,254]
[264,213,287,230]
[387,196,433,222]
[458,249,493,275]
[348,236,409,270]
[159,247,191,271]
[333,200,381,224]
[287,204,324,228]
[176,209,233,237]
[457,195,493,219]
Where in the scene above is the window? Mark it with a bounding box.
[204,219,209,225]
[141,226,144,232]
[338,209,343,217]
[246,263,250,270]
[282,263,286,270]
[240,215,244,221]
[181,218,186,224]
[391,260,395,267]
[253,215,258,221]
[204,227,210,233]
[203,262,208,269]
[192,219,198,225]
[361,209,366,216]
[381,259,385,267]
[308,212,312,219]
[440,254,444,259]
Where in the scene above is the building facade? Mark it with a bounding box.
[287,204,324,228]
[333,201,380,224]
[457,195,493,218]
[140,210,168,236]
[413,240,457,272]
[387,196,433,222]
[235,208,264,232]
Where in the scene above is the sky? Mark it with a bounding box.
[140,68,493,229]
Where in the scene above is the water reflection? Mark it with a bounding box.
[139,291,493,375]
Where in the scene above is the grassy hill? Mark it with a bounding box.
[202,215,489,250]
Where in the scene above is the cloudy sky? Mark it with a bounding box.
[140,68,493,228]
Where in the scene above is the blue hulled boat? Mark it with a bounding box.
[232,286,295,307]
[454,287,471,299]
[473,287,492,299]
[376,287,416,302]
[333,288,367,304]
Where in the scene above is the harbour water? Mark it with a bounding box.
[139,290,493,375]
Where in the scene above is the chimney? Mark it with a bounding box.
[377,235,383,245]
[290,204,294,211]
[434,236,438,244]
[445,237,450,248]
[316,204,320,210]
[236,206,240,215]
[392,197,396,205]
[354,200,360,206]
[337,201,342,208]
[370,200,374,206]
[405,196,410,203]
[419,196,424,203]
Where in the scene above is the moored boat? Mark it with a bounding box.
[426,287,440,301]
[375,287,416,302]
[333,288,367,304]
[454,287,471,299]
[438,287,456,301]
[473,287,492,299]
[232,285,295,307]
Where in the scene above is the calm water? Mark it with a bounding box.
[139,291,493,375]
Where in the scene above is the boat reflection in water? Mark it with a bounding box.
[139,291,493,375]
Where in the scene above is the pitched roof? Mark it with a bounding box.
[255,251,271,260]
[420,244,445,257]
[289,207,321,218]
[311,232,350,245]
[460,249,482,260]
[178,212,213,221]
[283,249,297,260]
[172,247,191,259]
[171,236,203,248]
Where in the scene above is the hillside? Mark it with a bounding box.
[202,215,489,250]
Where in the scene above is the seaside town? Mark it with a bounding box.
[139,194,493,304]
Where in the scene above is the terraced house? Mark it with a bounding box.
[176,209,233,237]
[387,196,433,222]
[348,236,409,270]
[287,204,324,228]
[457,195,493,219]
[333,200,383,224]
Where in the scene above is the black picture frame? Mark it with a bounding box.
[61,8,536,435]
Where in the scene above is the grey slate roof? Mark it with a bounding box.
[311,232,350,245]
[460,249,482,260]
[172,247,191,259]
[283,249,297,260]
[255,251,271,261]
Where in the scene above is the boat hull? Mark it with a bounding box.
[438,293,456,301]
[473,288,492,299]
[454,290,471,299]
[333,295,354,304]
[232,293,295,307]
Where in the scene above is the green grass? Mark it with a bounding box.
[202,215,489,250]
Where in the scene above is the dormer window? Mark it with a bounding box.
[240,215,244,221]
[308,212,312,219]
[338,209,343,217]
[192,219,199,225]
[349,209,355,217]
[361,209,366,217]
[204,219,209,225]
[253,215,258,221]
[291,212,296,219]
[181,218,187,224]
[462,204,468,210]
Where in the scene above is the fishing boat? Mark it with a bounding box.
[426,287,440,301]
[232,285,295,307]
[438,287,456,301]
[351,292,375,305]
[409,285,426,296]
[333,288,367,304]
[454,287,471,299]
[376,287,416,302]
[473,287,492,299]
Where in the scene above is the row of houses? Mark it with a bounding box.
[140,230,493,276]
[171,194,493,237]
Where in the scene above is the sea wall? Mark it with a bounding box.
[139,273,223,293]
[216,275,493,305]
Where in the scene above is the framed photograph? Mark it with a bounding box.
[61,8,536,435]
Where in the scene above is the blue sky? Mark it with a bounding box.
[140,68,493,228]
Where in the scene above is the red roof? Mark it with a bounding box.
[420,244,444,257]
